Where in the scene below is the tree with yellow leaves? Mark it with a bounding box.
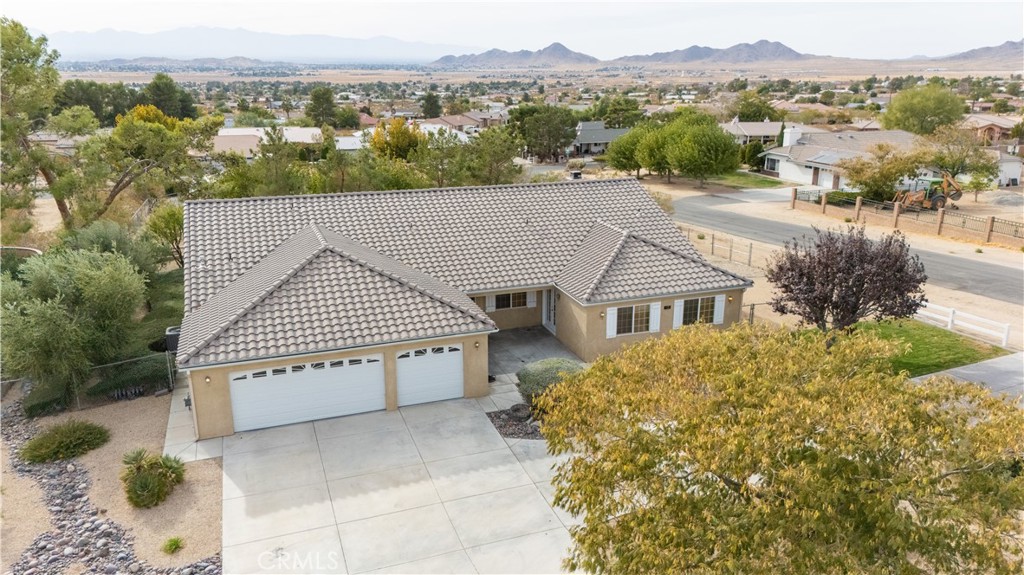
[367,118,425,160]
[538,323,1024,574]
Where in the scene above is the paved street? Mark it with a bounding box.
[672,192,1024,305]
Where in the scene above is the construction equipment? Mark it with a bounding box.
[892,172,963,210]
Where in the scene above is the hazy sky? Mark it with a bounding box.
[5,0,1023,60]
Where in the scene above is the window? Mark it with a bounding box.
[765,157,779,172]
[615,305,650,335]
[675,296,719,327]
[251,370,267,378]
[271,367,287,376]
[311,362,326,370]
[349,359,362,366]
[291,365,305,373]
[329,360,345,368]
[495,291,527,309]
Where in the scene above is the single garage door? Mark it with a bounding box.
[396,344,464,407]
[229,354,385,432]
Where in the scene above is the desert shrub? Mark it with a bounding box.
[516,358,585,409]
[162,537,184,554]
[121,448,185,508]
[20,420,110,462]
[567,158,587,170]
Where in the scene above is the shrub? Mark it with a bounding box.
[516,358,585,410]
[87,355,168,397]
[20,420,110,463]
[567,159,587,170]
[121,448,185,508]
[696,233,706,240]
[162,537,184,554]
[825,191,861,206]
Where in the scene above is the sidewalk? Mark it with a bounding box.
[923,352,1024,407]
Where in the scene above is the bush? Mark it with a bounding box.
[20,420,110,463]
[825,191,861,206]
[62,219,166,277]
[121,448,185,508]
[22,379,68,418]
[162,537,184,554]
[87,355,168,397]
[516,358,585,409]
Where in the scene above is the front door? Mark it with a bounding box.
[543,289,557,335]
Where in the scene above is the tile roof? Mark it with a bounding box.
[177,224,494,367]
[555,222,751,304]
[719,121,824,138]
[766,129,918,166]
[182,179,703,313]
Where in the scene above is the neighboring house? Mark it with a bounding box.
[994,148,1022,187]
[358,112,378,127]
[850,118,883,131]
[762,127,917,190]
[417,123,471,142]
[176,179,752,439]
[210,127,333,160]
[719,118,825,146]
[572,121,629,155]
[465,109,509,128]
[422,114,482,133]
[961,114,1021,143]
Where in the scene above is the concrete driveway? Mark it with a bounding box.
[221,398,577,574]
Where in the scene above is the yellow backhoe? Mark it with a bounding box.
[892,172,963,210]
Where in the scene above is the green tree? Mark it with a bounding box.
[146,203,184,267]
[522,105,577,163]
[882,84,964,135]
[410,128,467,188]
[594,95,644,128]
[925,125,999,180]
[836,143,926,201]
[667,124,740,186]
[636,125,673,180]
[727,90,784,121]
[818,89,836,106]
[420,92,442,118]
[305,86,337,128]
[63,219,164,277]
[280,96,294,119]
[743,140,765,170]
[538,322,1024,575]
[766,227,927,333]
[141,73,196,119]
[334,106,360,129]
[464,127,522,185]
[605,124,648,177]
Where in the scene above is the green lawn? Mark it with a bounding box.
[708,171,789,190]
[856,319,1007,377]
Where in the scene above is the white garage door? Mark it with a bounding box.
[396,345,464,407]
[229,354,385,432]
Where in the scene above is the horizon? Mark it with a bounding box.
[4,1,1023,61]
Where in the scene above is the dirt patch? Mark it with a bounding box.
[1,388,54,571]
[47,395,222,568]
[487,406,543,440]
[30,197,64,234]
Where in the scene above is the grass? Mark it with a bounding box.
[20,420,111,463]
[162,537,184,555]
[708,170,789,190]
[857,319,1007,377]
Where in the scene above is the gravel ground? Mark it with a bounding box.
[1,390,54,571]
[486,405,544,440]
[1,388,222,575]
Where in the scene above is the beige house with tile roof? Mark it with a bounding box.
[177,179,751,439]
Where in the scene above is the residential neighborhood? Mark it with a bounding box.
[2,4,1024,575]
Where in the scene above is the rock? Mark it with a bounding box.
[37,541,48,550]
[66,463,76,473]
[95,546,110,558]
[76,537,90,547]
[204,566,217,573]
[96,538,109,548]
[45,544,55,551]
[63,547,76,556]
[181,568,194,575]
[104,565,117,574]
[129,562,141,573]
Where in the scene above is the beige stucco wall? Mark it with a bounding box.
[472,290,543,330]
[556,288,747,362]
[185,332,490,440]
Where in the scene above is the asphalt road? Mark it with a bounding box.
[673,194,1024,305]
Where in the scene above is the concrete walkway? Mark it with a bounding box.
[928,352,1024,406]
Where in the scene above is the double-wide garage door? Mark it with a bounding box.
[228,344,465,432]
[229,354,385,432]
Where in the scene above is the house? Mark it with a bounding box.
[422,114,482,133]
[761,127,917,189]
[994,148,1022,187]
[572,121,629,155]
[211,127,334,160]
[961,114,1021,143]
[850,118,883,131]
[176,179,752,439]
[719,119,825,146]
[465,109,509,128]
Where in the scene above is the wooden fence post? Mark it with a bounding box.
[892,202,901,228]
[936,208,945,236]
[854,196,863,221]
[985,216,995,242]
[790,187,797,209]
[820,192,828,214]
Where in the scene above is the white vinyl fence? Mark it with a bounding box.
[916,302,1011,347]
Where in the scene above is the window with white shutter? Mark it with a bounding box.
[605,307,617,338]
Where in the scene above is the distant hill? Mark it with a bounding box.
[431,43,599,67]
[63,56,288,70]
[43,27,481,64]
[942,39,1023,61]
[616,40,806,64]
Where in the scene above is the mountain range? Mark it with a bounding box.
[36,27,1023,68]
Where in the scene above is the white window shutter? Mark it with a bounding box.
[713,294,726,324]
[526,291,537,308]
[649,302,661,332]
[672,300,684,329]
[485,295,496,312]
[605,307,617,339]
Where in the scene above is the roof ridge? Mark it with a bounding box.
[629,232,754,286]
[178,227,327,364]
[581,222,630,302]
[182,177,642,205]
